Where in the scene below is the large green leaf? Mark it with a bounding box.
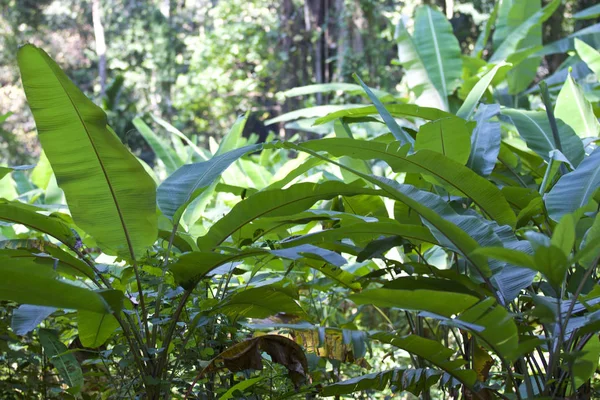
[502,109,585,167]
[11,305,56,335]
[77,310,120,348]
[314,103,453,125]
[282,83,393,100]
[299,138,516,227]
[0,255,110,313]
[280,221,436,249]
[394,16,446,110]
[285,143,495,277]
[372,332,477,389]
[0,200,77,247]
[0,244,93,279]
[454,298,519,360]
[350,286,479,317]
[321,368,441,397]
[132,117,183,174]
[574,4,600,20]
[545,147,600,221]
[412,6,463,109]
[414,117,473,164]
[196,181,379,250]
[466,105,501,177]
[538,24,600,57]
[490,0,560,64]
[575,38,600,76]
[18,45,157,258]
[38,329,83,392]
[214,286,306,319]
[265,105,363,126]
[157,144,262,222]
[170,244,357,290]
[555,72,600,138]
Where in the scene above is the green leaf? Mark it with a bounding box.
[502,109,585,167]
[573,336,600,389]
[0,243,93,279]
[132,117,182,174]
[0,255,110,313]
[534,244,569,287]
[574,4,600,20]
[216,113,249,156]
[372,332,477,389]
[394,16,446,110]
[455,298,519,360]
[151,114,209,161]
[350,286,479,318]
[38,328,83,392]
[215,286,306,319]
[472,247,537,271]
[77,310,119,348]
[0,200,76,247]
[575,38,600,76]
[578,213,600,267]
[11,305,56,335]
[314,103,453,126]
[197,181,379,250]
[457,62,511,120]
[555,72,600,138]
[283,83,393,100]
[551,214,576,256]
[219,377,265,400]
[353,74,414,146]
[30,151,53,190]
[490,0,560,64]
[412,6,463,109]
[286,144,494,277]
[321,368,441,397]
[414,117,473,164]
[466,104,501,177]
[18,44,157,257]
[157,144,261,222]
[170,245,355,290]
[545,147,600,221]
[504,1,543,94]
[299,138,516,227]
[280,221,436,249]
[265,105,364,126]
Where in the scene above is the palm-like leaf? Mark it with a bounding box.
[18,45,157,257]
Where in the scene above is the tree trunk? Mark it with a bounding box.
[91,0,107,97]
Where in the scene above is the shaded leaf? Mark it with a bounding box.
[466,104,502,177]
[11,305,56,336]
[502,109,585,167]
[414,117,473,164]
[545,147,600,221]
[38,328,84,392]
[77,310,119,348]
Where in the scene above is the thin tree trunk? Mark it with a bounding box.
[92,0,107,97]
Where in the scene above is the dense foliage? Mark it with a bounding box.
[1,1,600,399]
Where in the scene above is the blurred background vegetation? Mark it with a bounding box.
[0,0,598,165]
